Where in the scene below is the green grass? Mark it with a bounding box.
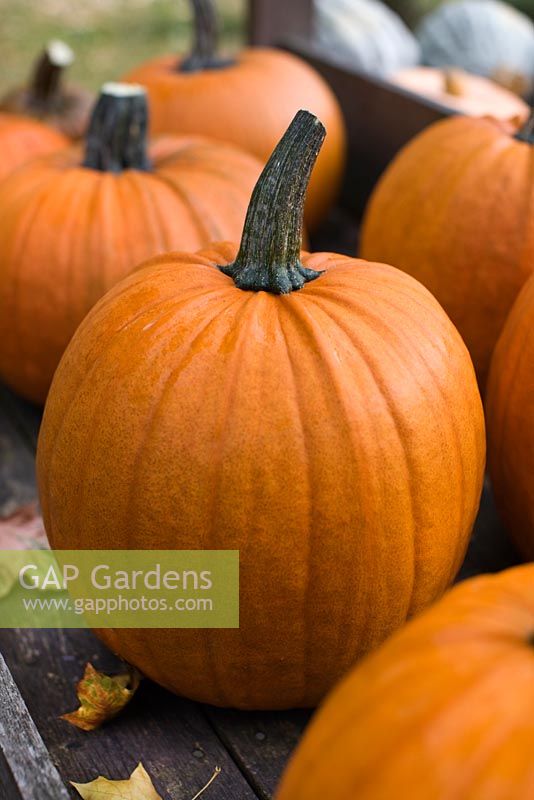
[0,0,246,92]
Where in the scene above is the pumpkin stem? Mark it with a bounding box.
[516,110,534,144]
[443,69,464,97]
[180,0,234,72]
[220,110,325,294]
[28,41,74,111]
[83,83,152,173]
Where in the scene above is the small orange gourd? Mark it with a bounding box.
[0,82,262,404]
[487,272,534,559]
[123,0,346,230]
[277,564,534,800]
[37,111,485,710]
[361,111,534,389]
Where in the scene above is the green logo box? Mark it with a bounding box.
[0,550,239,629]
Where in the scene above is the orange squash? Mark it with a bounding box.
[277,563,534,799]
[0,41,94,140]
[0,82,262,404]
[391,66,529,121]
[487,272,534,559]
[0,112,68,181]
[361,111,534,389]
[123,0,346,231]
[37,111,485,710]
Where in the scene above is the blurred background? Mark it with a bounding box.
[0,0,247,90]
[1,0,534,91]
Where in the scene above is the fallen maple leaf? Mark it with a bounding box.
[72,764,223,800]
[62,663,141,732]
[0,503,48,549]
[72,762,161,799]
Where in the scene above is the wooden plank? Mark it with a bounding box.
[0,652,70,800]
[248,0,313,46]
[1,629,259,800]
[204,708,310,800]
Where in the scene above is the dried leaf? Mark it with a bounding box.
[62,663,141,732]
[72,763,222,800]
[0,503,48,549]
[72,762,161,799]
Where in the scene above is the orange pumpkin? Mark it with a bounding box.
[487,272,534,559]
[0,82,262,404]
[123,0,346,231]
[0,112,68,181]
[391,66,529,121]
[277,563,534,800]
[361,112,534,389]
[37,111,485,710]
[0,41,94,140]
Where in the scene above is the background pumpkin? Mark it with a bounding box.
[0,82,262,405]
[417,0,534,96]
[314,0,420,75]
[37,111,485,711]
[0,40,94,140]
[276,563,534,800]
[0,112,68,181]
[391,66,529,120]
[487,272,534,560]
[122,0,346,231]
[360,112,534,389]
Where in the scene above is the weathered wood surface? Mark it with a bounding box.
[0,652,71,800]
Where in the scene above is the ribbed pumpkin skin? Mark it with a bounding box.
[37,244,485,710]
[0,113,68,180]
[0,138,262,404]
[487,274,534,559]
[277,564,534,800]
[360,115,534,389]
[314,0,420,75]
[123,49,346,231]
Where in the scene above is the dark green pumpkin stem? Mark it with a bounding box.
[83,83,152,173]
[28,41,73,110]
[220,110,326,294]
[516,109,534,144]
[180,0,234,72]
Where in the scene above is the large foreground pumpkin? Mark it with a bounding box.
[361,112,534,389]
[37,112,485,710]
[487,273,534,559]
[0,112,67,181]
[0,83,262,404]
[277,564,534,799]
[123,0,346,230]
